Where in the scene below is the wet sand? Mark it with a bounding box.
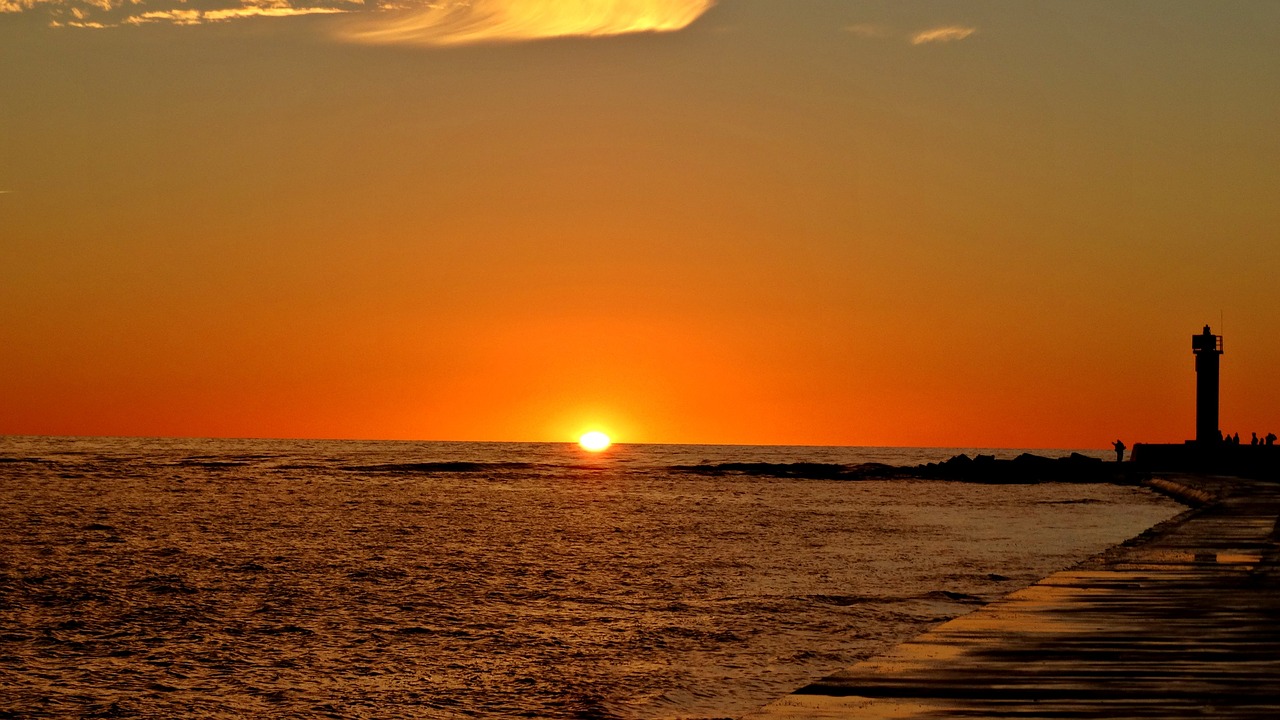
[743,474,1280,719]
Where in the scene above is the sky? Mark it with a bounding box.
[2,1,1278,447]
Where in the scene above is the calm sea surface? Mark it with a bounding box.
[0,438,1182,719]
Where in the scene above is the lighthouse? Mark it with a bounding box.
[1192,325,1223,446]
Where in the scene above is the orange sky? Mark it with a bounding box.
[2,1,1278,447]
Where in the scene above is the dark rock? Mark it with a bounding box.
[670,452,1132,485]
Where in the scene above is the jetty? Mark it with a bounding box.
[742,474,1280,719]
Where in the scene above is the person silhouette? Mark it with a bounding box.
[1251,432,1259,446]
[1266,432,1276,447]
[1112,439,1126,463]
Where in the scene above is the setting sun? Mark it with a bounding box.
[578,431,612,452]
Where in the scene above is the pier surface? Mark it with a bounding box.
[743,476,1280,719]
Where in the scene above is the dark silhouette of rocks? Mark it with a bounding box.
[672,453,1131,484]
[913,452,1126,484]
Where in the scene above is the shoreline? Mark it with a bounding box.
[741,473,1280,719]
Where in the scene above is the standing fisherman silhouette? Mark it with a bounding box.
[1112,440,1126,463]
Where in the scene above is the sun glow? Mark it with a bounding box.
[578,431,612,452]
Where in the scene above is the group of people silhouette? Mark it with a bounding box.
[1112,432,1277,464]
[1220,431,1277,446]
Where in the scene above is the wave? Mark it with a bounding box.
[345,461,539,474]
[671,462,896,480]
[803,590,984,607]
[172,459,250,469]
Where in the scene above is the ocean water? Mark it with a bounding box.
[0,437,1182,719]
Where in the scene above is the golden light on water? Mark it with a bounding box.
[342,0,715,47]
[578,431,612,452]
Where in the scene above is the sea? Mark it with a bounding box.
[0,437,1183,719]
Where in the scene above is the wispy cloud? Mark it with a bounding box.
[843,23,886,39]
[911,26,976,45]
[8,0,362,28]
[9,0,715,41]
[119,4,347,26]
[1,0,41,12]
[341,0,717,47]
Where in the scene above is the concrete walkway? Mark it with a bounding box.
[743,476,1280,719]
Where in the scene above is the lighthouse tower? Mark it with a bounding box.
[1192,325,1223,446]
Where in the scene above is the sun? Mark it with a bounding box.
[578,431,612,452]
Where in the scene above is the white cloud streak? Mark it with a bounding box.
[9,0,715,41]
[911,26,976,45]
[341,0,716,47]
[120,4,346,25]
[10,0,360,26]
